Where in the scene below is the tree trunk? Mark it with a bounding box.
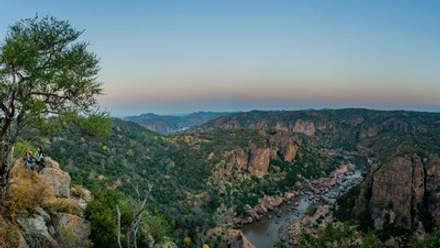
[0,140,14,199]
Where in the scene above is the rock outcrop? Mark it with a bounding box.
[12,159,92,248]
[229,229,256,248]
[53,213,91,248]
[248,148,271,177]
[291,119,316,136]
[43,157,60,169]
[355,154,440,232]
[40,168,71,198]
[425,154,440,223]
[17,215,57,247]
[269,133,300,162]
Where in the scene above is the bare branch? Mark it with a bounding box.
[116,205,123,248]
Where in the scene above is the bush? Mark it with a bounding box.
[84,190,121,248]
[4,164,55,219]
[306,205,318,216]
[44,198,81,216]
[57,224,93,248]
[70,185,88,198]
[0,217,20,248]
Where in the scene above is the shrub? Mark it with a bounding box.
[57,224,93,248]
[70,185,88,198]
[44,198,81,216]
[306,205,318,216]
[0,217,20,248]
[4,164,55,219]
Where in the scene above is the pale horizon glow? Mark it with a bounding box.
[1,1,440,116]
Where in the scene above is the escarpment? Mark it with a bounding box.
[354,154,440,232]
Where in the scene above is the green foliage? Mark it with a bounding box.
[306,205,318,216]
[84,189,170,248]
[84,190,122,248]
[334,185,360,222]
[409,227,440,248]
[13,141,36,159]
[300,222,383,248]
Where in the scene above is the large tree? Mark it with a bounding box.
[0,16,108,195]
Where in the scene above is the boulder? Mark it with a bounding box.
[53,213,91,248]
[36,207,51,223]
[228,229,256,248]
[71,187,92,211]
[40,168,71,198]
[17,215,56,247]
[43,157,59,169]
[284,192,295,201]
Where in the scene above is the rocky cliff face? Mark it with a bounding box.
[220,132,301,178]
[5,158,92,248]
[354,154,440,232]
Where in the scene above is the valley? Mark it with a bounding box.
[19,108,440,247]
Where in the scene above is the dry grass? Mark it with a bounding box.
[5,164,55,220]
[70,185,87,198]
[44,198,81,216]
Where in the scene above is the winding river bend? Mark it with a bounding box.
[242,170,363,248]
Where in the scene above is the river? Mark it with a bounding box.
[242,170,363,248]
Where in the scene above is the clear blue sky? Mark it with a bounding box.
[1,1,439,116]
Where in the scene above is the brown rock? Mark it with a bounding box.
[40,168,71,198]
[234,149,248,168]
[228,229,256,248]
[284,192,295,200]
[284,145,299,162]
[249,148,271,177]
[368,155,426,230]
[43,157,59,169]
[290,120,315,136]
[269,133,300,162]
[370,157,413,228]
[54,213,91,248]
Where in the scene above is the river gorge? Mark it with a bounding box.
[241,166,363,247]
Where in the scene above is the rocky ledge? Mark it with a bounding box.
[5,158,92,248]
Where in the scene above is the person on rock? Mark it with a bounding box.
[35,146,45,171]
[23,147,35,170]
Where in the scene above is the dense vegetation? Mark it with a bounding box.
[16,109,440,246]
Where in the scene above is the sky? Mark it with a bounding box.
[1,1,439,116]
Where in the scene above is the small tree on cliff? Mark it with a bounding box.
[0,15,110,196]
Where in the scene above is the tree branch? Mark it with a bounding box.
[116,205,123,248]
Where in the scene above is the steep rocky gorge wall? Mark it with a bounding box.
[222,132,301,178]
[354,154,440,232]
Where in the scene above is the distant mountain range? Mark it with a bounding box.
[124,111,230,133]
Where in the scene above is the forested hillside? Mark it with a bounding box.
[18,109,440,247]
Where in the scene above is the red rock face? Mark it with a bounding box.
[249,148,271,177]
